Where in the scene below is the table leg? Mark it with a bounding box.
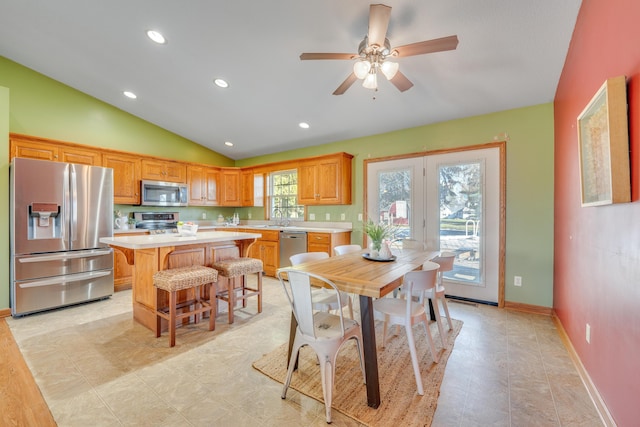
[359,295,380,408]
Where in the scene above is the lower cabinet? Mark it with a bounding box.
[243,229,280,277]
[307,231,352,256]
[113,232,148,291]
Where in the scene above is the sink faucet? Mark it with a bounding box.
[273,208,284,226]
[273,209,290,227]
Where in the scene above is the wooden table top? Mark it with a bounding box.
[285,249,439,298]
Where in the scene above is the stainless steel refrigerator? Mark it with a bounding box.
[10,157,115,316]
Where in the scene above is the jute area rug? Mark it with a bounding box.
[252,318,463,427]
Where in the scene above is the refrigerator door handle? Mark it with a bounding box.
[17,249,113,263]
[18,270,113,289]
[70,165,77,242]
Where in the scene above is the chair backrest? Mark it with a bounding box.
[289,251,329,266]
[333,244,362,256]
[430,252,456,273]
[402,261,440,302]
[277,268,346,339]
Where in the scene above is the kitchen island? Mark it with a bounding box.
[100,231,261,332]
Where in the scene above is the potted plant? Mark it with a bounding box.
[363,219,396,257]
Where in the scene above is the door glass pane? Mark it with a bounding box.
[376,168,411,241]
[438,161,482,285]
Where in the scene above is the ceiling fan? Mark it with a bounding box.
[300,3,458,95]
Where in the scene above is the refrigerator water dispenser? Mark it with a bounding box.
[29,203,60,239]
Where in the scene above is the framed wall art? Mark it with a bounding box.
[577,75,630,207]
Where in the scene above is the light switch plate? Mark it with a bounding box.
[340,213,346,220]
[325,213,330,220]
[309,213,315,220]
[358,213,363,221]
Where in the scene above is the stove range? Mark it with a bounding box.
[133,212,180,234]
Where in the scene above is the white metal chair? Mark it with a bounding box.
[289,252,354,319]
[277,269,366,424]
[333,244,362,256]
[428,252,456,330]
[373,261,443,395]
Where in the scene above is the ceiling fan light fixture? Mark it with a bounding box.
[146,30,166,45]
[362,71,378,90]
[353,60,371,79]
[380,61,399,80]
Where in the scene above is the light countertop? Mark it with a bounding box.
[100,231,262,249]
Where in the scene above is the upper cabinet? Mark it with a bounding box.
[10,135,102,166]
[103,153,141,205]
[10,134,354,208]
[59,146,102,166]
[298,152,353,205]
[187,165,219,206]
[141,159,187,183]
[220,168,241,206]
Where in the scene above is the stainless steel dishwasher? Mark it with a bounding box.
[279,230,308,267]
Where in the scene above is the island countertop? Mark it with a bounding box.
[100,230,262,250]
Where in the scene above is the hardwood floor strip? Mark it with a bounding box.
[0,319,56,426]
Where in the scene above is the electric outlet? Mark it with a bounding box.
[248,212,252,219]
[514,276,522,286]
[201,212,206,219]
[309,213,315,220]
[325,213,331,220]
[358,213,363,221]
[586,323,591,343]
[340,213,346,221]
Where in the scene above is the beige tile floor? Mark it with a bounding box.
[7,276,603,427]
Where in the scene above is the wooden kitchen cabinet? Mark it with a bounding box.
[10,135,102,165]
[10,138,59,161]
[298,152,353,205]
[187,165,219,206]
[220,168,241,206]
[241,169,254,206]
[113,231,147,291]
[307,231,352,255]
[103,152,141,205]
[59,146,102,166]
[141,159,187,183]
[242,228,280,276]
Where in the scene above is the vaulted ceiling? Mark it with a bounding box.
[0,1,582,159]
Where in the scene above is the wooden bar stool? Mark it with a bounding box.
[212,257,263,324]
[153,265,218,347]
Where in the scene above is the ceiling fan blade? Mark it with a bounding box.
[333,73,358,95]
[300,53,358,60]
[393,35,459,57]
[390,70,414,92]
[368,4,392,49]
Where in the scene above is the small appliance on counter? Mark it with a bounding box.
[10,158,115,316]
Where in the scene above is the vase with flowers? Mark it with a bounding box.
[363,219,396,259]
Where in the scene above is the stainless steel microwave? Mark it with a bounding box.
[140,180,188,207]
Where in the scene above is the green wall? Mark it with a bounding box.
[1,86,9,310]
[1,55,555,310]
[237,105,556,307]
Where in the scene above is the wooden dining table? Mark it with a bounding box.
[285,247,438,408]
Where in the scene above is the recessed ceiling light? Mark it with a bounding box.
[224,141,233,147]
[123,91,137,99]
[299,122,310,129]
[146,30,166,44]
[214,78,229,88]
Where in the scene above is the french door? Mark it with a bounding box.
[366,146,503,304]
